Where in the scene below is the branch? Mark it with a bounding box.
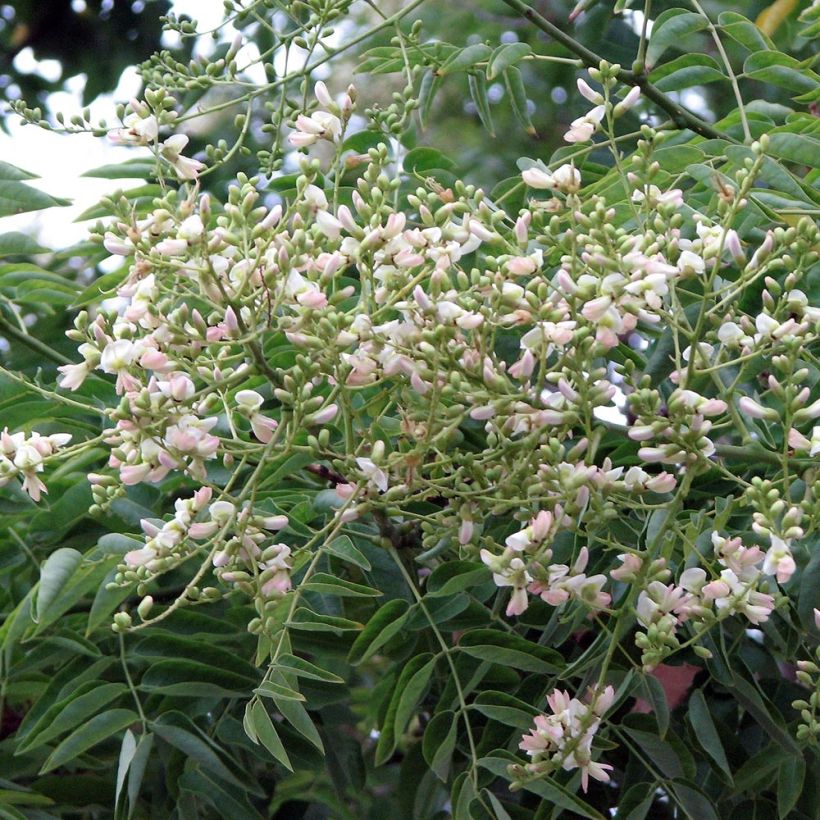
[498,0,733,142]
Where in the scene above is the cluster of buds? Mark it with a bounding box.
[793,622,820,746]
[631,531,785,670]
[112,487,291,628]
[628,387,727,465]
[514,686,616,792]
[568,64,640,144]
[0,429,72,502]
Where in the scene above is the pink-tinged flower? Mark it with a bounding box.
[459,518,474,545]
[288,111,342,148]
[581,295,612,322]
[577,77,603,104]
[103,232,134,256]
[124,546,156,567]
[120,463,152,485]
[762,535,796,583]
[160,134,205,180]
[738,396,777,421]
[646,473,676,493]
[564,105,605,143]
[520,685,614,791]
[610,553,642,582]
[613,86,641,115]
[157,373,195,402]
[189,521,219,539]
[311,404,339,425]
[521,166,555,191]
[108,112,159,146]
[100,339,141,375]
[814,608,820,631]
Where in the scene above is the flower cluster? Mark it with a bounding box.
[517,686,615,792]
[114,486,292,621]
[0,429,72,501]
[619,530,798,670]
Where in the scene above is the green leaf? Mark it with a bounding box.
[17,682,128,754]
[688,688,733,780]
[153,722,245,787]
[0,163,70,217]
[646,9,709,69]
[743,52,820,94]
[275,653,345,684]
[777,755,805,819]
[35,548,82,623]
[482,789,512,820]
[468,72,495,137]
[718,12,773,52]
[341,129,386,154]
[668,780,719,820]
[286,607,362,633]
[766,132,820,169]
[71,266,129,308]
[425,560,488,597]
[487,42,531,81]
[726,673,800,754]
[503,66,536,135]
[621,722,685,779]
[40,709,138,773]
[472,690,538,729]
[437,44,493,76]
[404,146,456,175]
[254,681,305,701]
[649,54,725,92]
[375,653,432,765]
[114,729,137,812]
[617,783,657,820]
[458,629,563,673]
[126,730,153,812]
[301,572,382,598]
[269,674,324,752]
[81,159,156,179]
[392,654,437,739]
[418,69,443,131]
[347,599,409,665]
[246,701,293,771]
[422,710,458,782]
[0,232,49,256]
[0,161,37,180]
[798,539,820,637]
[324,535,371,570]
[97,533,144,554]
[640,673,670,738]
[140,659,256,697]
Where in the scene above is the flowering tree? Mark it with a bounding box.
[1,1,819,817]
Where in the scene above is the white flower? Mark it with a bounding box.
[109,113,159,145]
[100,340,140,374]
[356,456,388,493]
[160,134,205,180]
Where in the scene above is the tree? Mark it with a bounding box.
[0,1,818,817]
